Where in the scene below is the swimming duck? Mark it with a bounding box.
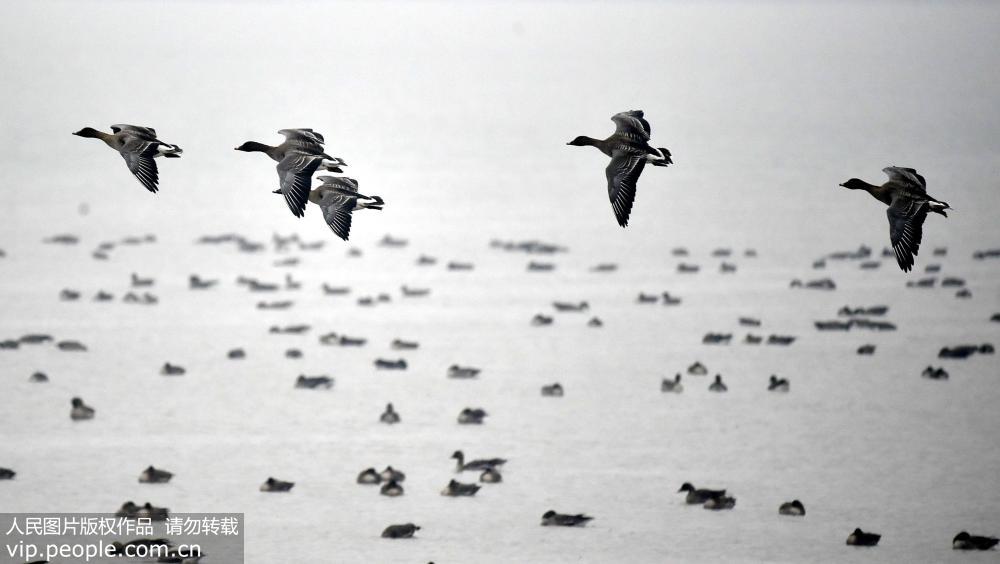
[541,383,564,397]
[57,340,88,351]
[295,375,333,389]
[188,275,217,290]
[448,365,480,379]
[0,467,15,479]
[73,125,182,192]
[553,301,589,312]
[703,496,736,510]
[677,483,726,504]
[531,314,554,326]
[661,374,683,393]
[846,528,881,546]
[708,375,728,392]
[381,523,419,538]
[161,363,185,376]
[401,285,430,297]
[587,317,603,327]
[480,468,502,483]
[260,477,294,492]
[60,289,80,301]
[116,501,169,520]
[29,372,48,383]
[374,358,407,370]
[637,292,659,303]
[857,344,876,355]
[457,408,488,424]
[840,167,950,271]
[441,479,481,496]
[380,466,405,482]
[131,273,155,287]
[380,479,404,496]
[541,510,593,527]
[952,531,998,550]
[921,366,949,380]
[357,468,381,484]
[94,290,114,301]
[380,403,401,424]
[70,397,95,420]
[567,110,672,227]
[687,362,708,376]
[768,375,790,392]
[139,465,173,484]
[303,176,384,241]
[778,500,805,516]
[452,450,506,472]
[227,348,246,359]
[285,348,303,358]
[391,339,419,350]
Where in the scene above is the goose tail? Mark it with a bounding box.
[928,199,950,217]
[158,143,183,158]
[648,147,672,167]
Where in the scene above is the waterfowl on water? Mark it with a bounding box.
[116,501,169,520]
[952,531,998,550]
[846,528,881,546]
[380,466,406,483]
[380,479,404,496]
[70,397,95,420]
[452,450,506,472]
[303,176,384,241]
[661,374,683,393]
[703,495,736,510]
[541,510,593,527]
[139,465,173,483]
[677,483,726,504]
[0,467,15,479]
[840,167,950,272]
[778,500,805,516]
[73,125,182,192]
[541,383,564,396]
[161,363,185,376]
[357,468,381,484]
[480,468,502,483]
[380,403,401,424]
[768,375,790,392]
[567,110,672,227]
[441,479,481,496]
[381,523,419,538]
[708,375,728,392]
[457,407,488,424]
[260,477,294,492]
[687,362,707,376]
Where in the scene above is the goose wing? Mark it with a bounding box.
[279,129,325,144]
[118,138,161,193]
[605,150,647,227]
[882,166,927,193]
[886,196,929,272]
[315,190,355,241]
[276,153,324,217]
[111,124,158,139]
[611,110,651,142]
[317,176,360,194]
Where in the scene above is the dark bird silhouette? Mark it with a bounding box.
[567,110,671,227]
[840,167,950,272]
[73,125,182,192]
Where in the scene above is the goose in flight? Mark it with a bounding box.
[567,110,672,227]
[235,128,346,171]
[297,176,383,240]
[840,167,950,272]
[73,124,183,192]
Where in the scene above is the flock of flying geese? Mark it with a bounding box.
[75,110,950,272]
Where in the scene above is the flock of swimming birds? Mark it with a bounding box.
[72,110,950,272]
[1,109,993,562]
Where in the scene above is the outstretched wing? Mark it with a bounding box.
[317,176,360,193]
[316,191,355,241]
[118,138,160,193]
[279,128,325,144]
[887,196,929,272]
[883,166,927,193]
[111,124,158,139]
[276,153,323,217]
[611,110,651,142]
[605,151,647,227]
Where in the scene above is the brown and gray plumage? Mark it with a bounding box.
[567,110,672,227]
[234,128,346,171]
[292,176,384,240]
[840,167,950,272]
[73,125,183,193]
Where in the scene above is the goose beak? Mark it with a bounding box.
[838,182,846,187]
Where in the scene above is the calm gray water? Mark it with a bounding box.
[1,1,999,563]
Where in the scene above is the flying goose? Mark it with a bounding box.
[303,176,384,240]
[567,110,672,227]
[73,125,182,192]
[840,167,950,272]
[235,129,345,170]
